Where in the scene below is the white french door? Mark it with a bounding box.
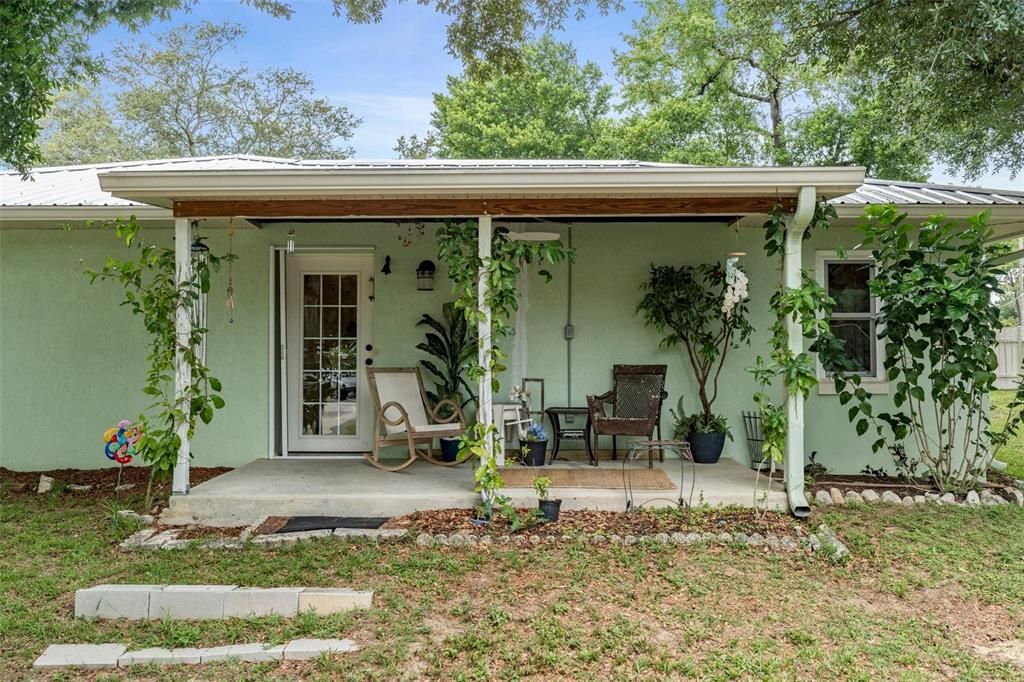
[285,253,374,453]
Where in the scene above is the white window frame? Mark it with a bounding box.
[815,250,889,395]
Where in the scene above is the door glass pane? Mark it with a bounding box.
[299,270,359,439]
[303,307,320,337]
[303,341,321,370]
[322,275,340,305]
[303,371,320,402]
[339,275,358,305]
[303,275,321,305]
[302,404,320,435]
[322,307,340,337]
[827,262,872,313]
[337,340,357,370]
[339,308,358,338]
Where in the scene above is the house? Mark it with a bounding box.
[3,157,1023,522]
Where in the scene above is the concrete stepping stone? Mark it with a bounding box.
[223,587,303,618]
[199,643,285,663]
[149,584,237,620]
[75,584,372,621]
[282,638,359,660]
[298,587,374,614]
[34,644,126,670]
[76,584,164,620]
[118,647,203,666]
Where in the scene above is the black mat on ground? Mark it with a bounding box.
[275,516,388,533]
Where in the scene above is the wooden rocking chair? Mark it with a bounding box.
[365,366,468,471]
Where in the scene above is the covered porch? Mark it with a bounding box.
[95,160,867,523]
[161,456,785,527]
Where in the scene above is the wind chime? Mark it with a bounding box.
[190,223,209,364]
[225,218,236,324]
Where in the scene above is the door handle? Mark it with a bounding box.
[365,344,373,352]
[365,358,373,366]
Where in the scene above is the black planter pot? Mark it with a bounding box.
[538,499,562,522]
[440,437,461,462]
[521,440,548,466]
[688,431,727,464]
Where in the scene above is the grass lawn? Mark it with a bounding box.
[2,488,1024,680]
[992,390,1024,479]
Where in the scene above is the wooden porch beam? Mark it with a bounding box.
[173,196,795,219]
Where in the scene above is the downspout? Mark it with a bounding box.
[784,186,817,517]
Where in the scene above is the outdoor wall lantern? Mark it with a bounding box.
[416,260,436,291]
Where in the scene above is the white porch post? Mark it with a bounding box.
[783,186,817,517]
[477,215,497,464]
[171,217,192,495]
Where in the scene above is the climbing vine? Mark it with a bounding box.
[86,217,232,496]
[436,220,574,517]
[748,202,846,506]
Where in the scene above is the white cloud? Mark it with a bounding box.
[332,92,436,158]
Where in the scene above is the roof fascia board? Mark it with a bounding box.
[99,166,866,202]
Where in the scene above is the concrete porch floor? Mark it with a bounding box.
[162,455,787,527]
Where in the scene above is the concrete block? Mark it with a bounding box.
[200,643,284,663]
[298,588,373,615]
[75,584,163,620]
[223,587,302,618]
[34,644,126,670]
[118,647,203,666]
[282,638,358,660]
[332,528,406,540]
[149,585,236,620]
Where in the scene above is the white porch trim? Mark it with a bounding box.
[477,216,497,465]
[172,217,192,495]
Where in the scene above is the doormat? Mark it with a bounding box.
[499,468,675,490]
[275,516,388,534]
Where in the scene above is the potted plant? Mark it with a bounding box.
[520,423,549,466]
[638,259,753,463]
[533,475,561,521]
[416,302,477,462]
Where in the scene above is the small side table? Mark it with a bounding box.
[545,407,592,464]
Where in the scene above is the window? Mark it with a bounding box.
[816,252,887,393]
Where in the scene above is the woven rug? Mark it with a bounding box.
[499,467,675,490]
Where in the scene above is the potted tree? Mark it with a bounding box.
[638,259,753,463]
[533,475,561,521]
[416,302,476,461]
[520,423,549,466]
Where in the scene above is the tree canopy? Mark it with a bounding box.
[0,0,294,173]
[397,37,611,159]
[736,0,1024,179]
[37,21,359,165]
[604,0,930,178]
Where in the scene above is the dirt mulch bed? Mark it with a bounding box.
[384,508,803,537]
[0,466,232,497]
[162,524,245,541]
[806,472,1016,499]
[253,516,290,535]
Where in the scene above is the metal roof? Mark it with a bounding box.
[2,155,1020,209]
[829,178,1024,206]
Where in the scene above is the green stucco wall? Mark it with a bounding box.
[0,219,897,474]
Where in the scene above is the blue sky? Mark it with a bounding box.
[92,0,1020,190]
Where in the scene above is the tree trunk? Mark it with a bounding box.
[769,85,786,163]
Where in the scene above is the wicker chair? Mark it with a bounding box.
[585,364,668,468]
